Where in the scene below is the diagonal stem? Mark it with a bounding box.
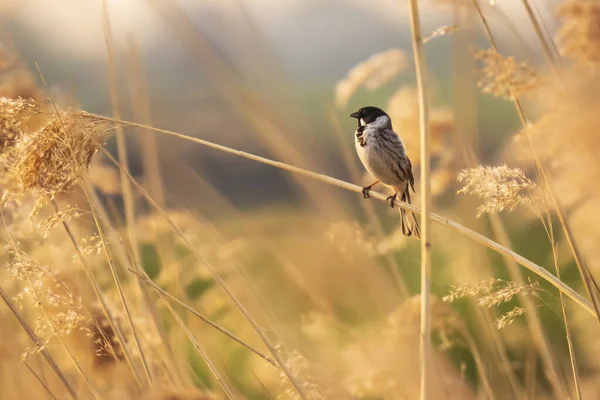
[80,112,594,316]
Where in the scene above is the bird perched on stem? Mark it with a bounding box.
[351,106,421,238]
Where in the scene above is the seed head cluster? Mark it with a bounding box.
[475,49,538,99]
[457,164,536,217]
[0,101,113,210]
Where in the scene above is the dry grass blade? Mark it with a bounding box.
[80,112,594,316]
[407,0,432,398]
[24,362,59,400]
[128,268,279,368]
[0,286,78,399]
[159,293,235,399]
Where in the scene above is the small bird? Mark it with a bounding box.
[350,106,420,238]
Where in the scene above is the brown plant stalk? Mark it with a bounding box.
[82,112,594,317]
[407,0,433,398]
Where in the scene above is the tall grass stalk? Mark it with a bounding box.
[100,2,153,386]
[0,286,78,399]
[407,0,432,397]
[24,362,59,400]
[128,268,279,368]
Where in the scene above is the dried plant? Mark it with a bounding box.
[444,279,540,329]
[495,307,526,329]
[335,49,407,108]
[0,109,113,211]
[457,164,536,217]
[556,0,600,64]
[475,49,538,99]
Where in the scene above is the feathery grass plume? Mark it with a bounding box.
[556,0,600,64]
[34,205,84,239]
[0,111,113,212]
[443,278,540,307]
[444,279,539,329]
[0,97,36,151]
[335,49,407,108]
[424,25,459,43]
[6,246,90,360]
[475,49,538,99]
[457,164,536,217]
[477,281,540,308]
[495,307,526,329]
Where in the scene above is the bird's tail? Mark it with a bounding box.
[400,190,421,239]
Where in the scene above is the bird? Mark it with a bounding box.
[350,106,421,238]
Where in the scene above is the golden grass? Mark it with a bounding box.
[2,1,600,399]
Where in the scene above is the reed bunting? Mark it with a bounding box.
[351,106,420,238]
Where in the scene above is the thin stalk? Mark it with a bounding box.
[407,0,432,398]
[101,0,153,386]
[128,268,279,368]
[545,210,581,399]
[80,112,594,315]
[160,296,235,399]
[0,286,78,399]
[101,150,308,399]
[35,64,145,388]
[24,361,59,400]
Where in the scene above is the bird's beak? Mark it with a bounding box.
[350,111,360,119]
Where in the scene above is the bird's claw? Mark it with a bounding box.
[386,194,397,208]
[362,186,371,199]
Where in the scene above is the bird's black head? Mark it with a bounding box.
[350,106,389,124]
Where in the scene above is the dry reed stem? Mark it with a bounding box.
[83,113,594,316]
[0,285,78,399]
[24,361,59,400]
[407,0,432,398]
[128,268,279,368]
[547,219,581,399]
[35,65,145,388]
[1,209,101,400]
[100,150,308,399]
[101,1,153,386]
[159,294,235,399]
